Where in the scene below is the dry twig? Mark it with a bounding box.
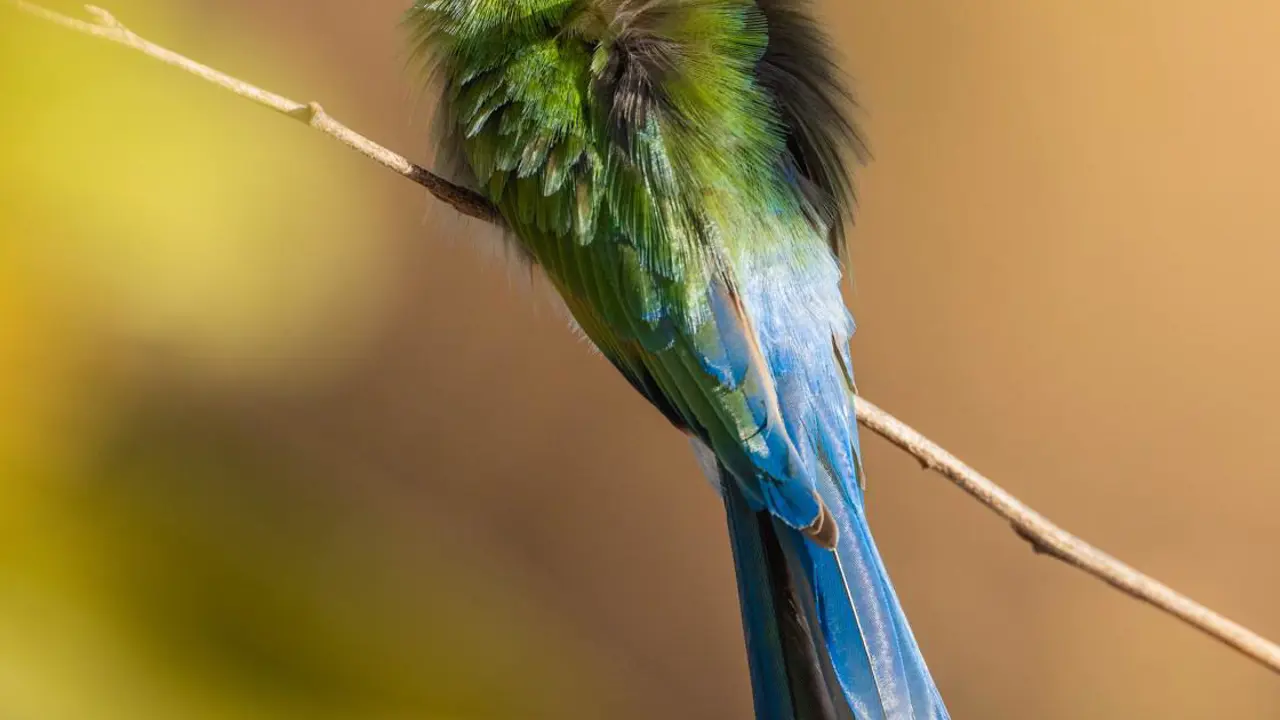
[11,0,1280,678]
[9,1,499,224]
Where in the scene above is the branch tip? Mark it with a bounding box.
[8,0,497,222]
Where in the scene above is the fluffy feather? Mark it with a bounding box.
[408,2,948,717]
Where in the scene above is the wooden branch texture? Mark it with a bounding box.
[12,0,1280,678]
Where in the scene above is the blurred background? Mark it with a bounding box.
[3,0,1280,717]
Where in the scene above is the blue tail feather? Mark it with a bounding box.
[716,456,948,720]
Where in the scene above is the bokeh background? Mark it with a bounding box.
[4,0,1280,717]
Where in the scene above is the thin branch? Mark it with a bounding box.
[9,0,500,225]
[857,397,1280,673]
[12,0,1280,677]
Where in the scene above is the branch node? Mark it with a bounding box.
[287,101,324,124]
[84,4,121,29]
[1013,521,1056,558]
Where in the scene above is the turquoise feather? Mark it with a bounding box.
[408,2,948,718]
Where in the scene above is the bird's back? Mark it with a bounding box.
[410,2,948,717]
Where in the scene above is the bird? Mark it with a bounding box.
[406,1,948,718]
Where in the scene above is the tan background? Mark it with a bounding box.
[3,0,1279,718]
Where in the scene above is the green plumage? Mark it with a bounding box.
[409,0,840,474]
[408,4,951,719]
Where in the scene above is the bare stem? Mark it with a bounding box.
[9,1,499,224]
[11,0,1280,678]
[856,397,1280,673]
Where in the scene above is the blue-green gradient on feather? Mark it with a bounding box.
[407,2,948,718]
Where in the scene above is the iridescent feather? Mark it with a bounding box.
[408,2,948,717]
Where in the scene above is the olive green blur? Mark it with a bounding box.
[2,1,1278,718]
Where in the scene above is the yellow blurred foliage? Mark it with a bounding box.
[0,5,604,719]
[1,2,390,387]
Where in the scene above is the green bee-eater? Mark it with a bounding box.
[408,2,948,717]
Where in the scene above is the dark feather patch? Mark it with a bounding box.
[592,4,684,154]
[757,0,866,257]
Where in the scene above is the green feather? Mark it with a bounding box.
[408,0,852,448]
